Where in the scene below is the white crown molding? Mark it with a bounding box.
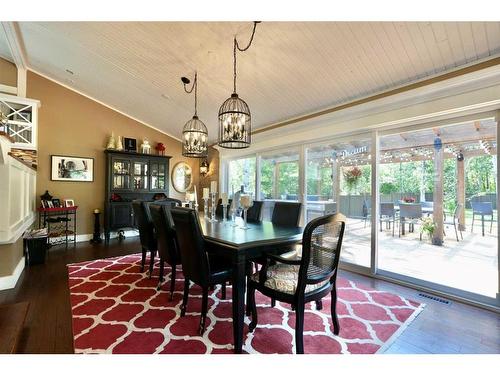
[27,68,182,143]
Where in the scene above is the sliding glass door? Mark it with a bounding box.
[377,117,498,305]
[305,138,372,269]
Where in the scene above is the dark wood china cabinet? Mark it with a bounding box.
[104,150,171,242]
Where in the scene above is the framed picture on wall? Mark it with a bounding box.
[51,155,94,182]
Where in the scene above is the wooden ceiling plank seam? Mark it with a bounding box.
[429,22,457,71]
[310,23,356,101]
[470,22,492,60]
[333,23,381,98]
[362,22,400,85]
[391,22,430,79]
[443,22,468,68]
[348,23,395,88]
[484,22,500,55]
[417,22,446,73]
[374,22,417,84]
[382,22,421,81]
[457,22,479,63]
[405,22,440,75]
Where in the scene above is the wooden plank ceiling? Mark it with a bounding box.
[1,22,500,142]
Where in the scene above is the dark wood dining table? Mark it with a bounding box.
[198,216,303,353]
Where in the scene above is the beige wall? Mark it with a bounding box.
[0,57,17,87]
[27,71,199,235]
[0,237,23,277]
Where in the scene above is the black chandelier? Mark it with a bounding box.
[218,21,260,149]
[181,72,208,158]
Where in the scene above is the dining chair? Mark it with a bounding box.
[272,202,302,227]
[149,203,181,299]
[379,202,396,236]
[247,213,346,354]
[399,203,423,238]
[131,200,157,277]
[215,198,232,219]
[170,207,232,335]
[444,203,463,241]
[242,200,263,223]
[470,201,494,236]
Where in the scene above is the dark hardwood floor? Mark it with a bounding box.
[0,238,498,354]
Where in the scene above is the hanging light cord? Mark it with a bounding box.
[233,21,260,94]
[182,72,198,116]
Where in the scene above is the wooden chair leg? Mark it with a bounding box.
[148,250,155,279]
[180,278,189,317]
[221,283,226,300]
[331,287,340,335]
[454,224,459,242]
[490,216,493,233]
[157,260,164,291]
[248,285,258,332]
[199,286,209,335]
[471,214,475,233]
[316,300,323,310]
[169,264,176,301]
[295,303,305,354]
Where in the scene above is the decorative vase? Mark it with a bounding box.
[116,136,124,151]
[106,132,116,150]
[140,139,151,154]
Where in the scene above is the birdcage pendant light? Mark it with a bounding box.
[181,72,208,158]
[218,22,259,149]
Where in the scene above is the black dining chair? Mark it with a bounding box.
[379,202,397,236]
[149,204,181,299]
[215,198,232,219]
[242,200,263,223]
[170,207,232,335]
[247,213,346,354]
[272,202,302,227]
[131,200,157,277]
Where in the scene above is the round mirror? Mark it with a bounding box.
[171,162,193,193]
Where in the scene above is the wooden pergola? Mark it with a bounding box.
[307,118,498,245]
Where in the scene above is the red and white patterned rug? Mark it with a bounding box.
[68,254,424,354]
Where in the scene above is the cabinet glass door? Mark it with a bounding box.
[151,162,167,190]
[112,160,131,189]
[133,161,148,190]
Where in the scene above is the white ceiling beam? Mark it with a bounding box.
[1,22,27,97]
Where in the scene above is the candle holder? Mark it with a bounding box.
[210,192,218,222]
[222,204,228,223]
[203,198,209,219]
[241,207,250,230]
[230,207,238,227]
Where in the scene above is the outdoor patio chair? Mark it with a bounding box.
[443,203,463,242]
[380,202,397,236]
[399,203,423,239]
[421,201,434,216]
[470,201,494,236]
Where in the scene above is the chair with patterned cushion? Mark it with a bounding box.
[131,200,157,277]
[247,213,346,354]
[149,203,181,299]
[170,207,232,335]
